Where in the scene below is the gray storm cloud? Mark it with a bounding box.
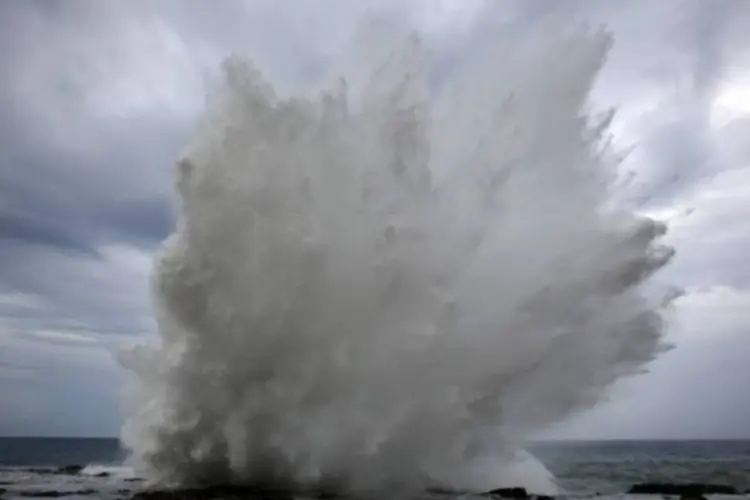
[0,0,748,440]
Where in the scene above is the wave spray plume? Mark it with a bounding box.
[120,25,676,494]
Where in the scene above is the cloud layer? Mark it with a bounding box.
[0,0,748,438]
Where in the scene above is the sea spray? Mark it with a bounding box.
[120,25,676,493]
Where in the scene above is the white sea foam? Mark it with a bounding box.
[120,23,676,493]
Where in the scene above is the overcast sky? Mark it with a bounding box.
[0,0,749,439]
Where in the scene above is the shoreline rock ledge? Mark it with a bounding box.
[482,487,554,500]
[627,483,740,496]
[128,485,555,500]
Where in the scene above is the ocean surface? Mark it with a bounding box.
[1,438,749,499]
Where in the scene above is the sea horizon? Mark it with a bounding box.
[2,438,750,498]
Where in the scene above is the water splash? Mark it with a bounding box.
[120,25,675,493]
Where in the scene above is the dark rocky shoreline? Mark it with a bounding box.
[125,484,747,500]
[0,466,748,500]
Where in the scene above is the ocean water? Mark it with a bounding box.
[0,438,124,467]
[531,440,750,496]
[1,438,749,499]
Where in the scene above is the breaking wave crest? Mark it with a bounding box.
[120,24,676,494]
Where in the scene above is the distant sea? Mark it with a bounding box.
[1,438,749,499]
[0,437,124,468]
[529,440,750,495]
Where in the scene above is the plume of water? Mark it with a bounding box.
[120,25,675,493]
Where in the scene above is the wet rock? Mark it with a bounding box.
[25,468,55,475]
[55,465,84,475]
[484,487,530,498]
[18,489,97,498]
[93,472,111,478]
[627,483,739,496]
[132,484,551,500]
[425,487,470,496]
[130,485,297,500]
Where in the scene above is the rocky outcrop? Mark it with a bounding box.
[17,489,97,498]
[54,465,84,475]
[484,487,530,498]
[130,485,311,500]
[480,487,553,500]
[627,483,739,496]
[128,484,561,500]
